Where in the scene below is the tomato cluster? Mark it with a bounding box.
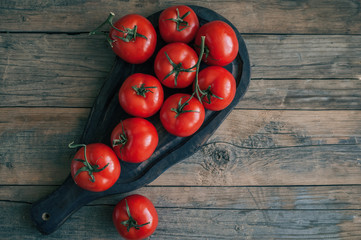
[69,5,239,239]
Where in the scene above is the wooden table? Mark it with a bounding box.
[1,1,361,239]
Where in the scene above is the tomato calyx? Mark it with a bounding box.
[165,8,191,32]
[163,51,196,87]
[121,199,150,231]
[132,83,157,98]
[171,96,199,118]
[202,85,224,104]
[112,121,127,150]
[114,24,148,43]
[68,142,109,183]
[89,12,147,47]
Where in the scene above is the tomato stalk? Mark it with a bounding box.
[171,96,199,118]
[193,36,223,103]
[112,121,127,155]
[89,12,147,47]
[169,36,206,117]
[121,199,150,231]
[193,36,207,102]
[132,83,157,98]
[163,51,196,87]
[68,142,109,183]
[165,8,191,31]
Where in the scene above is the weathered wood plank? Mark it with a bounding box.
[0,33,114,107]
[1,201,361,239]
[242,79,361,110]
[0,108,89,184]
[2,185,361,210]
[1,33,361,108]
[1,0,361,34]
[246,35,361,79]
[1,108,360,185]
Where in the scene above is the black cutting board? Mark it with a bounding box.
[31,5,251,235]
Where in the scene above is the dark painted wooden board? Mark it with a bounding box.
[30,5,251,234]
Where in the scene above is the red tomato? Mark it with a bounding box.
[113,194,158,240]
[109,14,157,64]
[158,5,199,43]
[70,143,120,192]
[110,118,158,163]
[194,66,236,111]
[194,20,239,66]
[160,93,205,137]
[154,42,198,88]
[119,73,164,118]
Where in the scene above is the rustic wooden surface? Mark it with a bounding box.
[1,0,361,239]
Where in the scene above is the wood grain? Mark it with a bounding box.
[1,0,360,34]
[1,33,361,108]
[2,185,361,210]
[1,108,360,185]
[1,201,361,239]
[1,0,361,238]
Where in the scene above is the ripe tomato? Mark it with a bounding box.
[154,42,198,88]
[113,194,158,240]
[194,20,239,66]
[69,143,120,192]
[158,5,199,43]
[119,73,164,118]
[160,93,205,137]
[194,66,236,111]
[109,14,157,64]
[110,118,158,163]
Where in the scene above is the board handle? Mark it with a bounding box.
[31,175,100,235]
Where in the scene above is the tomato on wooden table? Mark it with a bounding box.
[90,13,157,64]
[194,20,239,66]
[158,5,199,43]
[160,93,205,137]
[119,73,164,118]
[154,42,198,88]
[113,194,158,240]
[194,66,236,111]
[110,118,158,163]
[69,143,121,192]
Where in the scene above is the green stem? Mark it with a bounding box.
[89,12,147,47]
[112,121,128,159]
[162,52,196,87]
[132,84,157,98]
[194,36,207,102]
[166,8,191,32]
[121,199,150,232]
[171,96,199,118]
[68,141,109,182]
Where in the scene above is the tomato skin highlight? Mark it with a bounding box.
[119,73,164,118]
[158,5,199,43]
[160,93,205,137]
[110,14,157,64]
[113,194,158,240]
[195,66,237,111]
[70,143,120,192]
[154,42,198,88]
[110,118,158,163]
[194,20,239,66]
